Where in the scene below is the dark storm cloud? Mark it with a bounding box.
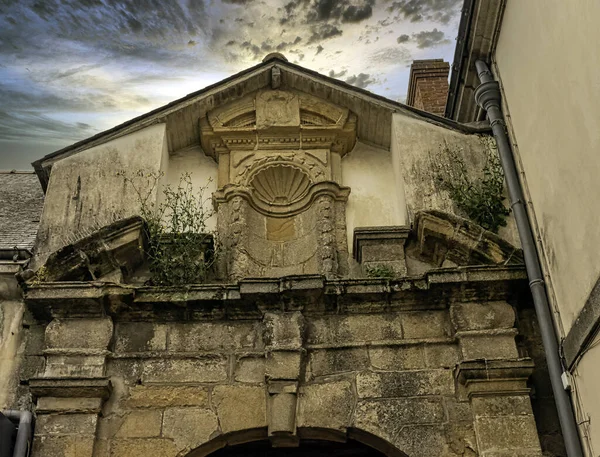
[315,45,324,55]
[280,0,374,25]
[345,73,375,89]
[412,28,450,48]
[387,0,462,25]
[328,69,347,78]
[307,23,343,44]
[222,0,255,4]
[0,110,96,143]
[397,34,410,43]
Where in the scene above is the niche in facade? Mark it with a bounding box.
[200,89,357,280]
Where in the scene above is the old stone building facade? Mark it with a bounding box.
[0,53,565,457]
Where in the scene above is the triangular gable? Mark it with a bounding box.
[32,53,488,191]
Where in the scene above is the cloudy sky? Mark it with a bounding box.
[0,0,462,170]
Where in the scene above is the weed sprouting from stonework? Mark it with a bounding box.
[431,137,509,233]
[365,264,396,279]
[119,170,217,285]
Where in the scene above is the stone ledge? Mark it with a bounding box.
[456,359,535,398]
[29,377,111,399]
[23,265,528,320]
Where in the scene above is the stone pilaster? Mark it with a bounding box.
[31,317,113,457]
[457,359,543,457]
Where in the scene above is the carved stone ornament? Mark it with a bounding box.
[203,87,355,279]
[199,88,357,159]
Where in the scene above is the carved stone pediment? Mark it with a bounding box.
[200,89,357,158]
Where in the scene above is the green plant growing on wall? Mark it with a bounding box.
[365,264,396,279]
[119,170,217,286]
[431,137,509,233]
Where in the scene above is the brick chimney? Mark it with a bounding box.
[406,59,450,116]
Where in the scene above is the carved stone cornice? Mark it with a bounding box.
[199,90,357,159]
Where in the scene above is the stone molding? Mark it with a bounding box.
[29,378,111,400]
[23,266,528,321]
[456,358,535,398]
[214,180,350,218]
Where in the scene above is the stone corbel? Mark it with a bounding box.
[29,317,114,456]
[353,226,410,276]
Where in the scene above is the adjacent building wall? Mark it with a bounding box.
[495,0,600,333]
[342,141,406,254]
[33,124,169,265]
[495,1,600,453]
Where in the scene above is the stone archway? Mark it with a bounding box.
[184,427,407,457]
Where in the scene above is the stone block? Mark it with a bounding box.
[113,323,167,352]
[309,347,368,377]
[393,425,448,457]
[33,435,95,457]
[126,385,209,408]
[356,370,454,398]
[459,331,519,360]
[306,314,403,345]
[162,407,219,451]
[264,312,304,350]
[402,311,452,339]
[475,416,541,452]
[471,395,533,418]
[167,321,262,352]
[424,343,460,368]
[354,398,445,439]
[36,396,103,414]
[444,399,473,422]
[116,410,162,438]
[110,438,178,457]
[297,381,354,431]
[141,357,228,384]
[451,302,515,331]
[369,346,424,370]
[36,413,98,435]
[19,355,45,380]
[266,351,302,380]
[44,354,106,378]
[212,385,267,433]
[235,356,265,383]
[45,318,113,349]
[25,325,46,355]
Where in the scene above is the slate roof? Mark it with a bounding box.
[0,171,44,253]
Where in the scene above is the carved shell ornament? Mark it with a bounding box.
[249,164,312,206]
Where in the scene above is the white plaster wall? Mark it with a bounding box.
[495,0,600,334]
[391,113,520,246]
[342,141,406,253]
[35,123,168,262]
[167,145,218,231]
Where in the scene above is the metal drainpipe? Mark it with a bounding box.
[474,59,584,457]
[1,411,33,457]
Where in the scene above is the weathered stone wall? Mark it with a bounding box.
[21,274,557,457]
[32,123,169,267]
[390,114,520,247]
